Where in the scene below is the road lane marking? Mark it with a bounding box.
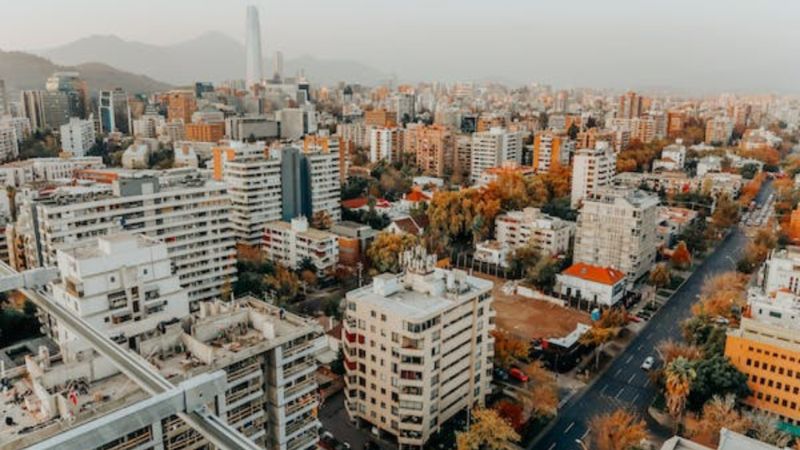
[627,373,636,384]
[564,422,575,434]
[600,384,609,394]
[615,368,623,376]
[625,355,634,363]
[632,393,640,403]
[644,379,651,388]
[581,429,590,440]
[547,443,557,450]
[615,387,625,399]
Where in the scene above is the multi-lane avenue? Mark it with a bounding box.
[530,181,773,450]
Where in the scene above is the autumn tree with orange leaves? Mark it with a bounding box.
[588,409,648,450]
[689,394,750,446]
[670,241,692,270]
[457,407,520,450]
[491,330,530,368]
[692,272,747,319]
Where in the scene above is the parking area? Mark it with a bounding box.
[319,392,395,450]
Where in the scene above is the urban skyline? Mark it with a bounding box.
[1,0,799,92]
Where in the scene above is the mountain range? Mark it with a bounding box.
[34,32,392,87]
[0,50,172,95]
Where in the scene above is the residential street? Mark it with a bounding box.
[529,181,773,450]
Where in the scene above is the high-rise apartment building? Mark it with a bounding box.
[50,232,191,361]
[186,121,226,142]
[98,88,132,134]
[0,156,104,187]
[705,117,734,145]
[370,127,401,163]
[618,91,643,119]
[212,141,283,247]
[343,247,495,449]
[14,169,236,308]
[263,217,339,273]
[573,188,659,284]
[132,113,166,138]
[571,143,616,208]
[45,71,89,119]
[59,117,96,156]
[20,90,46,130]
[404,124,454,177]
[365,109,398,128]
[0,79,7,116]
[0,126,18,162]
[0,116,32,143]
[166,90,197,124]
[1,295,325,450]
[532,131,573,174]
[245,5,265,88]
[470,127,524,183]
[395,93,416,123]
[281,145,341,223]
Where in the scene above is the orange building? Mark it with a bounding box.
[185,122,225,143]
[667,111,686,137]
[364,109,396,128]
[403,124,454,177]
[788,207,800,243]
[532,131,566,174]
[576,128,614,150]
[166,91,197,124]
[304,134,348,183]
[725,317,800,425]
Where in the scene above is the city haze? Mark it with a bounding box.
[1,0,799,92]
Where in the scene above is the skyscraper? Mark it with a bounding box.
[273,50,284,81]
[245,5,264,88]
[98,88,132,134]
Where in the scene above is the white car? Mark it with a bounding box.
[641,356,655,371]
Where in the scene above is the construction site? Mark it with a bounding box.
[0,295,325,450]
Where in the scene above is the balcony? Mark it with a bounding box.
[285,415,318,438]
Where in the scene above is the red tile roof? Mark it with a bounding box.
[561,262,625,285]
[405,189,430,202]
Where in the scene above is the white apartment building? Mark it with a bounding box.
[763,246,800,296]
[0,156,104,187]
[370,127,400,163]
[0,126,19,162]
[132,113,166,138]
[17,169,236,309]
[652,140,687,172]
[574,188,659,284]
[570,143,616,208]
[301,138,342,223]
[705,117,734,145]
[213,141,283,246]
[50,232,190,362]
[59,117,96,156]
[746,288,800,330]
[0,296,326,450]
[470,127,524,183]
[0,116,32,142]
[343,246,495,450]
[263,217,339,274]
[475,207,574,268]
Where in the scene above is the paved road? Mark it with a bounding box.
[530,181,773,450]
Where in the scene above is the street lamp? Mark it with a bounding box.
[575,438,589,450]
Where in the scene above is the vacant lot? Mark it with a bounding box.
[476,273,590,340]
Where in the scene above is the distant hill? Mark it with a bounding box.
[0,50,172,95]
[36,33,391,86]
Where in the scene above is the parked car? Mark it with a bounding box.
[641,356,655,371]
[493,367,509,381]
[508,367,529,382]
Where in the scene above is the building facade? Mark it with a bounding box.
[570,143,616,208]
[263,217,339,273]
[60,117,96,156]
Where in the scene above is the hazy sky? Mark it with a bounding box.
[2,0,799,92]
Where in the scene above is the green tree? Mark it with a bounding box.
[688,355,750,411]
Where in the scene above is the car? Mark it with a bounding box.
[641,356,655,371]
[493,367,509,381]
[508,367,529,382]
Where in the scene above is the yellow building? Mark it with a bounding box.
[725,315,800,425]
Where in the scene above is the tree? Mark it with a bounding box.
[664,356,696,423]
[366,232,419,273]
[682,315,727,356]
[588,409,648,450]
[649,263,671,289]
[516,361,559,420]
[311,210,333,230]
[264,265,300,304]
[491,330,530,368]
[657,340,702,366]
[688,355,750,411]
[493,400,525,432]
[747,411,792,447]
[456,407,520,450]
[670,241,692,270]
[692,272,747,319]
[710,193,740,233]
[580,325,618,370]
[690,394,750,446]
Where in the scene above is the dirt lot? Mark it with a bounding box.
[476,273,591,340]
